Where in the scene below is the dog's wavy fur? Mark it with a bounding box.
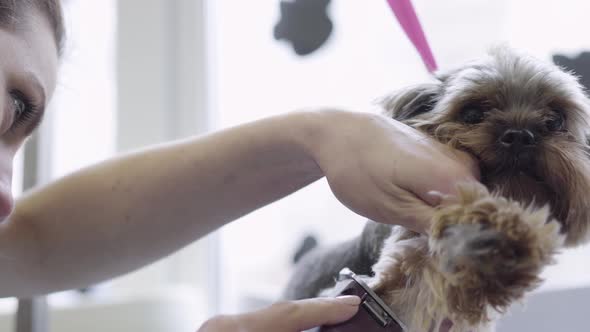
[283,47,590,331]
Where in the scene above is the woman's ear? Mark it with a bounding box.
[379,83,441,122]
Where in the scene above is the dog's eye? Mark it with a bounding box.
[546,111,565,131]
[460,107,486,124]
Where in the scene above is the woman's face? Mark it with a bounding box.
[0,9,58,218]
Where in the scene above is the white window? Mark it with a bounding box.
[2,1,213,331]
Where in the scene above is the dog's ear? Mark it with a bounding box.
[380,83,441,122]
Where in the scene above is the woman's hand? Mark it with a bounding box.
[197,296,360,332]
[298,110,480,233]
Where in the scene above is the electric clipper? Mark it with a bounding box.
[319,268,407,332]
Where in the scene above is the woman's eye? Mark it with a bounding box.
[460,107,486,124]
[13,95,27,118]
[546,110,565,131]
[9,92,34,130]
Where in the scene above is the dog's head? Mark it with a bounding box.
[382,46,590,246]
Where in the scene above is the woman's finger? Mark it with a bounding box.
[281,296,360,331]
[243,296,360,332]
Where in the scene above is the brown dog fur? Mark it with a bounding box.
[366,47,590,331]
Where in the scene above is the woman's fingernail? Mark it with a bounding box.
[427,190,443,197]
[334,295,361,306]
[426,190,443,205]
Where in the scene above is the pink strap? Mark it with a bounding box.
[386,0,438,73]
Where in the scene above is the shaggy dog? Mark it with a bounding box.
[284,47,590,331]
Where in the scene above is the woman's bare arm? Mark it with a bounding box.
[0,110,478,297]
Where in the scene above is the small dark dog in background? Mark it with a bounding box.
[284,46,590,331]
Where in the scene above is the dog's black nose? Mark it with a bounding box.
[499,129,536,149]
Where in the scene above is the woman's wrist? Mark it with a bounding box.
[284,109,331,177]
[288,108,374,169]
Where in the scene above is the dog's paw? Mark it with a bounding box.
[429,183,563,323]
[437,223,515,278]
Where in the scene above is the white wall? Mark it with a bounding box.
[498,286,590,332]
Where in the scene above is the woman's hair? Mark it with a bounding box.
[0,0,65,54]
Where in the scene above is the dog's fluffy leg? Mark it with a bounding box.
[370,183,563,332]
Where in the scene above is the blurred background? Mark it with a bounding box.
[1,0,590,331]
